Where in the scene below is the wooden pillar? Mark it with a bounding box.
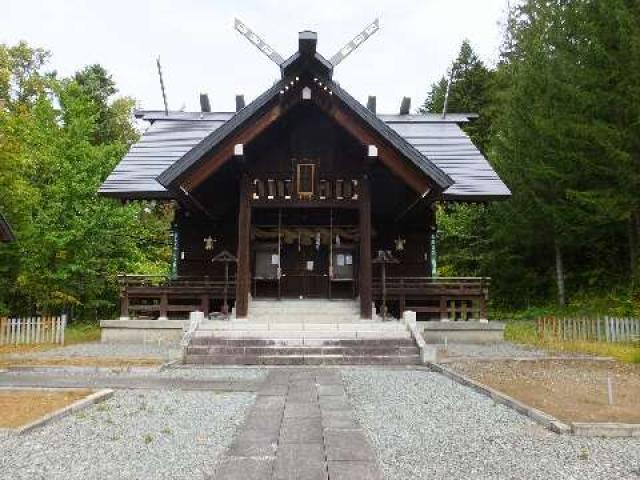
[235,175,251,318]
[159,293,168,320]
[428,206,437,277]
[120,291,129,320]
[200,295,209,317]
[359,175,372,319]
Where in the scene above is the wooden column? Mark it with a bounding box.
[159,293,168,320]
[200,295,209,317]
[120,291,129,320]
[359,175,372,319]
[235,175,252,318]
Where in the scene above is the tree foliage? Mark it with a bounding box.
[0,42,171,319]
[424,1,640,312]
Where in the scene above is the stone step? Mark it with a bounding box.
[184,354,421,365]
[198,321,409,332]
[195,329,410,340]
[190,336,416,347]
[246,316,363,323]
[249,299,359,308]
[186,345,420,356]
[192,334,412,345]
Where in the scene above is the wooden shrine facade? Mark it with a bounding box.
[101,29,509,321]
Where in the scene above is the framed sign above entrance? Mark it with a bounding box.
[296,162,316,199]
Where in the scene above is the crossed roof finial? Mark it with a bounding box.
[234,18,380,71]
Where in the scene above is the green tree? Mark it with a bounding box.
[0,42,170,319]
[421,40,494,152]
[490,0,640,306]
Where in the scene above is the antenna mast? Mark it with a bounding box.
[442,65,455,119]
[156,57,169,115]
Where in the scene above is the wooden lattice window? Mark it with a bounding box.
[297,163,315,199]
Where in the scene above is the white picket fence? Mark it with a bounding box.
[537,316,640,343]
[0,315,67,345]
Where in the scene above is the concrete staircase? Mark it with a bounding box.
[247,298,364,323]
[184,299,420,365]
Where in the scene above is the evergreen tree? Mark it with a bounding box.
[421,40,493,152]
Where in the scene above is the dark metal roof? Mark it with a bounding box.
[100,107,509,201]
[379,113,478,123]
[327,79,453,189]
[99,114,233,198]
[100,100,511,201]
[135,111,235,122]
[156,81,285,189]
[384,120,511,200]
[0,213,15,242]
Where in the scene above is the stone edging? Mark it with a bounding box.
[5,365,162,375]
[401,312,438,363]
[426,363,640,437]
[427,363,572,434]
[0,388,114,436]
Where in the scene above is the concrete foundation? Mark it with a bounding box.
[419,321,505,344]
[100,319,188,344]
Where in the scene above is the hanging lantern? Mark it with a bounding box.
[335,234,341,247]
[315,232,321,250]
[203,236,215,251]
[394,237,406,252]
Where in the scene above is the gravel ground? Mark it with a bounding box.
[442,342,548,359]
[0,389,254,480]
[158,366,267,381]
[5,342,182,360]
[342,368,640,480]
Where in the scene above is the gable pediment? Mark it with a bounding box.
[156,73,453,197]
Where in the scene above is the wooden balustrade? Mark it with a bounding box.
[372,277,489,321]
[118,274,236,320]
[118,274,490,321]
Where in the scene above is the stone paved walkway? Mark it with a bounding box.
[210,368,382,480]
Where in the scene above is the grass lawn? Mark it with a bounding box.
[506,320,640,364]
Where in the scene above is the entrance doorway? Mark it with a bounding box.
[251,208,358,299]
[280,242,329,298]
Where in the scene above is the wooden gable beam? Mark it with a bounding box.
[174,86,435,196]
[177,101,284,192]
[327,104,433,195]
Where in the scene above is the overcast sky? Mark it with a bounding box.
[3,0,508,114]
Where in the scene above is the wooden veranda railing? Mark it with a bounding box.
[118,275,236,320]
[372,277,490,321]
[537,316,640,343]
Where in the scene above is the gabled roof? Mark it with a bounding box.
[382,116,511,200]
[99,28,510,201]
[99,113,233,198]
[99,108,509,201]
[153,76,454,193]
[0,213,15,242]
[156,81,285,189]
